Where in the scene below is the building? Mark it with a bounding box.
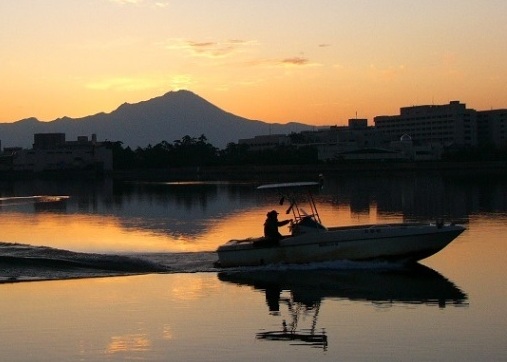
[389,134,443,161]
[313,119,418,161]
[477,109,507,148]
[9,133,112,172]
[374,101,477,147]
[236,100,504,162]
[33,133,66,149]
[238,134,291,151]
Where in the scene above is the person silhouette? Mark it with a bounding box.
[264,210,290,242]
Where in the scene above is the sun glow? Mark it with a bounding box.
[1,1,506,124]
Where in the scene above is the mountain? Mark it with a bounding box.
[0,90,319,150]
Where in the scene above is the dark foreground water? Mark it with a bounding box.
[0,173,506,360]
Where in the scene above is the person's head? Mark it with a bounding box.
[267,210,278,219]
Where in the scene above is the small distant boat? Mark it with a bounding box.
[215,181,465,267]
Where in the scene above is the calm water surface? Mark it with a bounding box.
[0,173,506,361]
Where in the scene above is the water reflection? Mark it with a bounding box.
[0,173,506,253]
[110,174,507,240]
[106,334,151,354]
[256,298,328,350]
[218,264,467,349]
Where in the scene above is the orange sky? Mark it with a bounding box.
[1,0,506,126]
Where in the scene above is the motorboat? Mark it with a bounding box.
[215,181,466,267]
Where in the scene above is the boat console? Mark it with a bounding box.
[291,215,327,235]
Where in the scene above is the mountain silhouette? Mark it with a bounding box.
[0,90,317,149]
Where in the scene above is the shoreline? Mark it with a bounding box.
[112,160,507,181]
[0,160,506,181]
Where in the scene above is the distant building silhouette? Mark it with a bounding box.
[238,134,290,151]
[2,133,112,173]
[309,119,406,161]
[33,133,66,150]
[477,109,507,148]
[239,101,506,162]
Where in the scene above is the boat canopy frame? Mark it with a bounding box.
[257,182,323,227]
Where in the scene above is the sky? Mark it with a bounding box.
[1,0,506,126]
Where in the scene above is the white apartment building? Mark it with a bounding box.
[374,101,477,147]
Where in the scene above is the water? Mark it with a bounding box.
[0,173,506,360]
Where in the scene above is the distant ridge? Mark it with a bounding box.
[0,90,318,149]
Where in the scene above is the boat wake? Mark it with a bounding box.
[0,195,70,206]
[0,241,424,284]
[0,242,220,283]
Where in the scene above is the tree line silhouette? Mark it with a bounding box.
[111,134,318,169]
[111,133,507,170]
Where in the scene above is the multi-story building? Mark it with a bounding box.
[374,101,477,147]
[238,101,507,161]
[313,119,400,161]
[477,109,507,149]
[238,134,291,151]
[9,133,112,172]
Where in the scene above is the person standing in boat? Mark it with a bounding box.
[264,210,290,242]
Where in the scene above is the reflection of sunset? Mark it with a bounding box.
[318,203,382,226]
[166,274,210,301]
[106,334,151,354]
[2,212,177,253]
[0,201,406,254]
[425,214,507,280]
[1,209,270,253]
[198,206,268,246]
[1,178,506,362]
[161,325,174,341]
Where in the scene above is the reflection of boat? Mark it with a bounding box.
[256,297,328,350]
[218,264,468,308]
[216,182,465,267]
[219,265,467,349]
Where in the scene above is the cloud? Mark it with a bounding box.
[167,74,195,90]
[164,39,255,59]
[154,1,170,7]
[109,0,143,4]
[85,74,195,92]
[281,57,310,66]
[108,0,170,7]
[164,38,320,70]
[244,56,319,68]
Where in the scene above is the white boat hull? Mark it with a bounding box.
[216,223,465,267]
